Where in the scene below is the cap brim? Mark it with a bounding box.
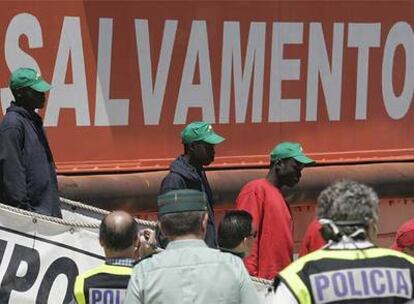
[30,80,52,92]
[293,154,315,165]
[202,133,225,144]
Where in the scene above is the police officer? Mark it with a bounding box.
[72,211,142,304]
[274,180,414,304]
[125,189,259,304]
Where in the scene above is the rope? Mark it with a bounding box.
[60,197,158,228]
[250,276,273,287]
[0,197,157,229]
[60,197,109,215]
[0,202,101,228]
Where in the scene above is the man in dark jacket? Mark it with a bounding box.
[0,67,61,217]
[159,121,225,248]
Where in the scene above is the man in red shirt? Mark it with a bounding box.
[235,142,314,279]
[391,218,414,256]
[298,218,326,257]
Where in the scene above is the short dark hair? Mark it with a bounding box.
[10,88,19,99]
[183,143,190,154]
[218,210,253,249]
[160,211,205,237]
[99,213,138,251]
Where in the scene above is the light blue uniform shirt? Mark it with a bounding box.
[125,239,260,304]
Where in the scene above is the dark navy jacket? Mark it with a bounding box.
[0,103,61,217]
[160,156,217,248]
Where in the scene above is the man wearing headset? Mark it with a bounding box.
[274,180,414,303]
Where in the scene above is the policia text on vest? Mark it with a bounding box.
[73,264,132,304]
[278,247,414,303]
[310,267,410,302]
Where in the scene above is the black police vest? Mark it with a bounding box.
[73,264,132,304]
[278,246,414,303]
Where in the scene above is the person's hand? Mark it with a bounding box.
[137,228,157,258]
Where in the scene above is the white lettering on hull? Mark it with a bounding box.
[1,14,412,126]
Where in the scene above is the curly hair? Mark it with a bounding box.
[317,180,379,239]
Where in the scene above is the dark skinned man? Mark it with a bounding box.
[0,67,61,217]
[235,142,315,279]
[159,121,225,248]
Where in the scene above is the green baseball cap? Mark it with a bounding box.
[270,142,315,165]
[181,121,225,145]
[158,189,208,216]
[9,68,52,92]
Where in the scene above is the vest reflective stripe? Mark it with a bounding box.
[280,270,312,304]
[279,247,414,303]
[74,274,86,304]
[73,264,132,304]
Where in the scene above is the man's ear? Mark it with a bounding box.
[133,230,139,244]
[99,236,104,248]
[14,90,22,99]
[367,218,378,243]
[158,221,167,238]
[201,212,209,232]
[188,142,196,153]
[272,160,283,172]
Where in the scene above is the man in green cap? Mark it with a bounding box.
[125,189,259,304]
[159,121,225,248]
[0,67,61,217]
[235,142,314,279]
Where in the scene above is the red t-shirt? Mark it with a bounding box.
[235,178,293,280]
[299,218,326,257]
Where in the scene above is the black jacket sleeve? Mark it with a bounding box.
[0,127,30,208]
[159,172,187,194]
[157,172,188,248]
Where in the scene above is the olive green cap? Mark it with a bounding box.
[158,189,208,216]
[9,67,52,92]
[181,121,225,145]
[270,142,315,164]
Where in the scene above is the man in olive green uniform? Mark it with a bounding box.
[125,189,259,304]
